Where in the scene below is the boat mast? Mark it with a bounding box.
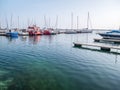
[44,15,47,28]
[34,18,36,25]
[0,18,1,29]
[5,16,8,29]
[27,18,30,26]
[71,12,73,30]
[10,14,13,29]
[49,17,51,28]
[55,15,58,30]
[87,12,89,30]
[77,16,79,30]
[18,16,19,29]
[30,18,33,26]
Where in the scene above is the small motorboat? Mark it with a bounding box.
[18,29,29,36]
[6,29,18,37]
[43,28,57,35]
[98,30,120,39]
[28,25,42,36]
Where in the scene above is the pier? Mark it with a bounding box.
[0,33,6,36]
[73,42,120,52]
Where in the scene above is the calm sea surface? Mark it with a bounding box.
[0,31,120,90]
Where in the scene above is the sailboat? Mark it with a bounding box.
[65,13,77,34]
[43,16,57,35]
[18,16,29,36]
[79,12,92,33]
[0,19,6,36]
[6,15,18,37]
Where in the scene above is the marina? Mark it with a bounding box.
[0,31,120,90]
[1,0,120,90]
[1,19,120,89]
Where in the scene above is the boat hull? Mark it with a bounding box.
[43,30,56,35]
[29,31,42,36]
[77,30,92,33]
[19,32,29,36]
[99,33,120,40]
[6,32,18,37]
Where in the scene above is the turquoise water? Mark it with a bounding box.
[0,32,120,90]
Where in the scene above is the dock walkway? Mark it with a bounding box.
[0,33,6,36]
[73,42,120,51]
[94,38,120,43]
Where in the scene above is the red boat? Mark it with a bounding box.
[28,25,42,35]
[43,28,56,35]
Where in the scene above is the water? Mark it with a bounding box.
[0,31,120,90]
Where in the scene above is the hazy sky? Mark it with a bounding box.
[0,0,120,29]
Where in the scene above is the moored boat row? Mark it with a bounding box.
[0,25,59,37]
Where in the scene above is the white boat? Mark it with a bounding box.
[43,28,57,35]
[6,29,18,37]
[78,28,92,33]
[99,30,120,40]
[65,29,77,34]
[19,32,29,36]
[18,29,29,36]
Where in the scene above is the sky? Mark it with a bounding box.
[0,0,120,29]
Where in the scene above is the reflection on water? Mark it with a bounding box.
[74,46,119,64]
[0,32,120,90]
[6,37,18,42]
[43,35,56,44]
[115,54,118,64]
[20,36,27,42]
[28,36,41,44]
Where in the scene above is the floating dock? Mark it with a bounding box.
[0,33,6,36]
[73,42,120,52]
[94,38,120,43]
